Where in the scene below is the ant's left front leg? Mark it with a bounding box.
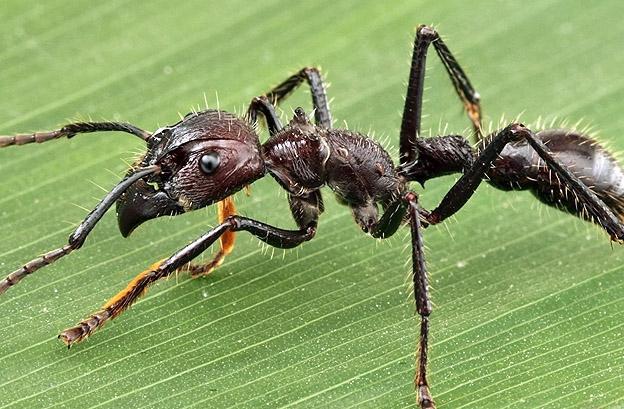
[59,215,317,346]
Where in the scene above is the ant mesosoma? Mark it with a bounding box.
[2,25,624,408]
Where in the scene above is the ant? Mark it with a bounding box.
[2,25,624,408]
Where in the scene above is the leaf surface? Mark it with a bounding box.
[1,1,624,408]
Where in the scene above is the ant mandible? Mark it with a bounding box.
[2,25,624,408]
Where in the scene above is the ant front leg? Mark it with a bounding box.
[176,196,238,278]
[248,66,332,129]
[216,89,326,275]
[217,75,328,275]
[400,25,483,167]
[59,215,317,346]
[0,121,150,147]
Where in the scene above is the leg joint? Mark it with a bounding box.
[416,25,438,42]
[404,191,419,203]
[418,308,432,317]
[502,122,531,143]
[304,225,317,240]
[301,66,321,76]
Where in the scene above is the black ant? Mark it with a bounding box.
[2,25,624,408]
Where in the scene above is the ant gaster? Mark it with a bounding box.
[2,26,624,409]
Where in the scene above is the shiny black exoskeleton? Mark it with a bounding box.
[2,25,624,409]
[263,109,405,233]
[116,105,407,238]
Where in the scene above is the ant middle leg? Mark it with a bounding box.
[367,192,436,408]
[248,67,332,129]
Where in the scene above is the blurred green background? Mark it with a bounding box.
[1,1,624,408]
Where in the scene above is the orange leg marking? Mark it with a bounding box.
[58,260,164,347]
[180,196,237,278]
[60,197,242,346]
[103,260,164,309]
[465,101,483,140]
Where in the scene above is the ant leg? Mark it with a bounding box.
[0,121,150,147]
[424,124,624,240]
[176,196,237,278]
[371,192,435,408]
[253,67,332,128]
[288,190,324,229]
[370,198,409,239]
[58,215,317,346]
[177,148,321,281]
[400,25,482,167]
[247,95,284,135]
[0,166,159,295]
[428,27,482,136]
[405,192,435,409]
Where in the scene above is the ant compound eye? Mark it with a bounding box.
[199,152,220,175]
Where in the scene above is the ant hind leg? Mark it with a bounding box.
[400,25,483,169]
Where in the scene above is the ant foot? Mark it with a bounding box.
[418,384,436,409]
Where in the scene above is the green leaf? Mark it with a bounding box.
[2,1,624,408]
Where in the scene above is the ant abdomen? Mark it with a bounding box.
[487,129,624,222]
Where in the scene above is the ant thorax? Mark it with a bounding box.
[262,109,405,232]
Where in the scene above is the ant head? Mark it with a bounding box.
[116,110,265,237]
